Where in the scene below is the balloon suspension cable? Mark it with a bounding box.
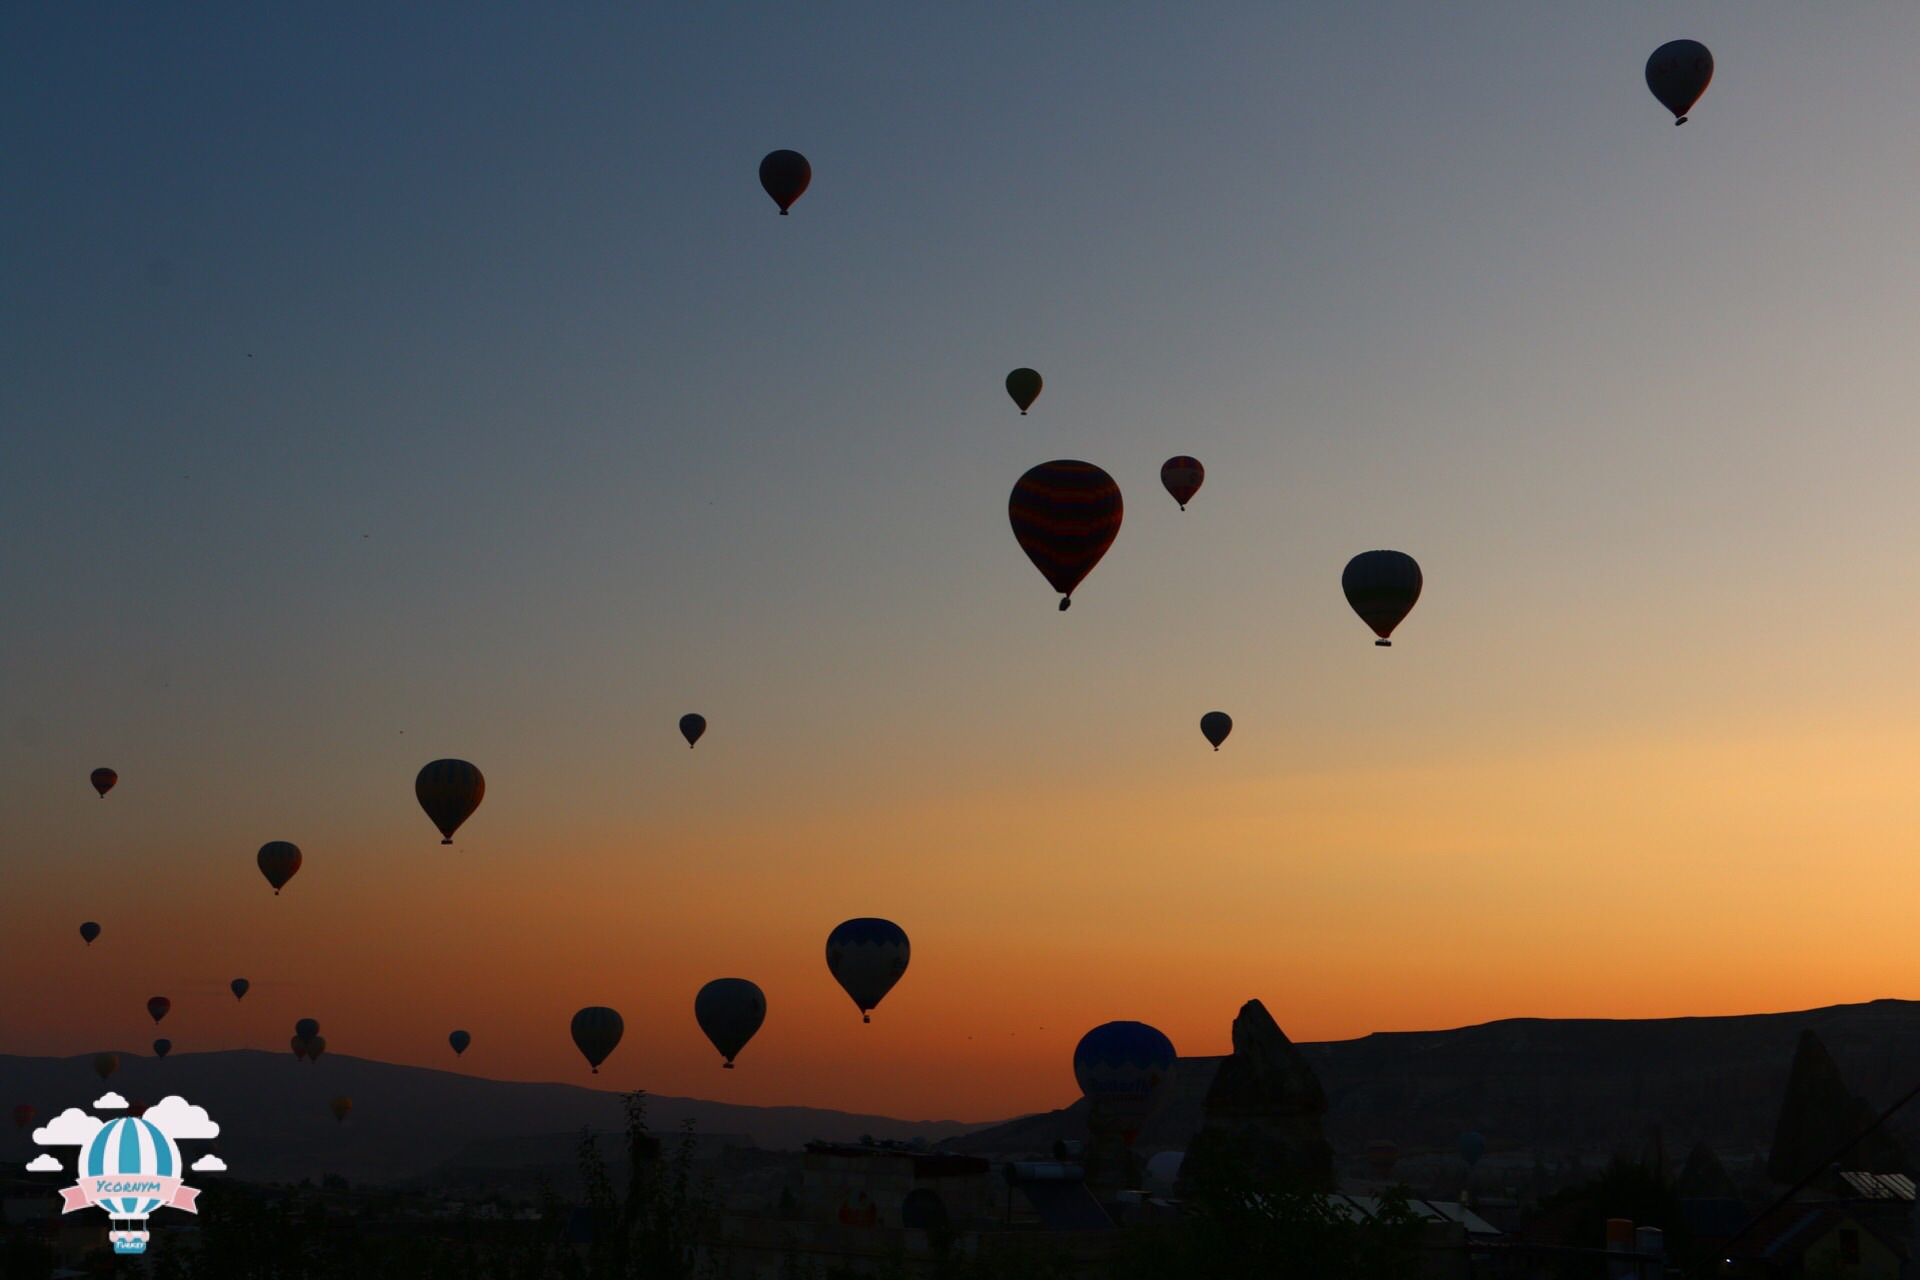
[1058,597,1071,612]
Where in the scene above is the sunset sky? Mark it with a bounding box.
[8,5,1920,1123]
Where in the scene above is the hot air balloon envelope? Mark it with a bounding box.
[1008,461,1123,610]
[1459,1131,1486,1167]
[680,714,706,748]
[415,760,484,844]
[1199,712,1232,750]
[826,919,910,1022]
[294,1018,320,1041]
[1073,1022,1176,1144]
[449,1030,471,1057]
[330,1097,352,1123]
[12,1104,35,1130]
[290,1036,309,1061]
[92,1054,119,1081]
[79,922,101,946]
[695,979,767,1067]
[306,1035,326,1062]
[1160,456,1204,509]
[759,149,811,214]
[1006,368,1043,415]
[1342,550,1422,645]
[256,842,301,894]
[230,979,249,1000]
[152,1039,170,1059]
[571,1007,624,1074]
[90,768,117,798]
[146,997,170,1025]
[1646,39,1713,123]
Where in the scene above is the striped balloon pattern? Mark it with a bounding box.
[1341,550,1423,646]
[415,759,485,844]
[825,919,910,1023]
[1072,1020,1177,1143]
[256,842,301,895]
[1160,456,1204,510]
[84,1116,180,1219]
[570,1006,624,1074]
[1007,461,1123,610]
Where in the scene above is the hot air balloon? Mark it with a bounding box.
[79,922,100,946]
[449,1030,470,1057]
[256,841,301,895]
[1342,551,1422,646]
[825,919,910,1023]
[680,714,706,749]
[146,997,170,1025]
[295,1018,320,1041]
[230,979,249,1001]
[1366,1139,1399,1181]
[127,1100,150,1118]
[90,768,117,798]
[571,1007,624,1074]
[1072,1021,1176,1146]
[1006,368,1043,415]
[416,759,484,844]
[1459,1131,1486,1167]
[306,1036,326,1063]
[290,1036,309,1062]
[152,1039,170,1060]
[1008,461,1123,611]
[759,149,811,215]
[93,1054,119,1081]
[83,1114,180,1253]
[1199,712,1232,751]
[329,1096,352,1123]
[1646,39,1713,124]
[12,1104,35,1130]
[1160,456,1204,510]
[694,979,766,1068]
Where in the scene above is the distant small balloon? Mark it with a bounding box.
[759,149,812,215]
[694,979,766,1068]
[11,1104,33,1130]
[306,1035,327,1063]
[449,1030,471,1057]
[1160,457,1204,510]
[1459,1131,1486,1167]
[416,760,484,845]
[295,1018,320,1041]
[230,979,250,1001]
[680,714,707,749]
[1646,39,1713,124]
[90,768,117,798]
[93,1054,119,1081]
[329,1096,352,1123]
[256,842,302,895]
[1342,550,1422,646]
[571,1007,625,1074]
[290,1036,309,1062]
[1199,711,1232,751]
[152,1039,171,1060]
[1006,368,1043,415]
[79,922,100,947]
[146,997,170,1025]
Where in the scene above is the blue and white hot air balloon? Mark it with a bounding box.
[1073,1021,1177,1145]
[83,1115,181,1252]
[825,919,910,1023]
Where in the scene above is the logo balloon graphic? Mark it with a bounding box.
[68,1115,198,1254]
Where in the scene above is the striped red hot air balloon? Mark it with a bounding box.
[1008,461,1123,611]
[415,760,484,844]
[1160,456,1204,510]
[90,768,117,798]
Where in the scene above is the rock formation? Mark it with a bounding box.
[1178,999,1334,1192]
[1766,1029,1907,1184]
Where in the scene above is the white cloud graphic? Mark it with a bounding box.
[33,1108,104,1146]
[190,1154,227,1172]
[25,1154,63,1173]
[92,1092,128,1110]
[144,1096,219,1140]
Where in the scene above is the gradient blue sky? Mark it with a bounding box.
[9,5,1920,1119]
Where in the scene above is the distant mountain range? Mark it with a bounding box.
[11,1000,1920,1191]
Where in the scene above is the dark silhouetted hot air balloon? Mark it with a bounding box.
[1342,551,1422,646]
[1199,712,1232,751]
[1073,1021,1176,1146]
[695,979,766,1068]
[290,1036,309,1062]
[1006,368,1043,415]
[230,979,249,1001]
[1646,39,1713,124]
[1367,1138,1400,1181]
[1160,457,1204,510]
[146,998,170,1025]
[826,919,910,1023]
[295,1018,320,1041]
[79,922,100,946]
[330,1096,352,1123]
[759,150,811,215]
[571,1007,624,1074]
[416,760,484,844]
[257,842,301,895]
[13,1104,35,1130]
[152,1039,170,1060]
[449,1030,470,1057]
[1008,461,1123,611]
[680,714,706,749]
[93,1054,118,1081]
[127,1099,149,1117]
[90,768,117,798]
[1459,1131,1485,1167]
[306,1035,326,1063]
